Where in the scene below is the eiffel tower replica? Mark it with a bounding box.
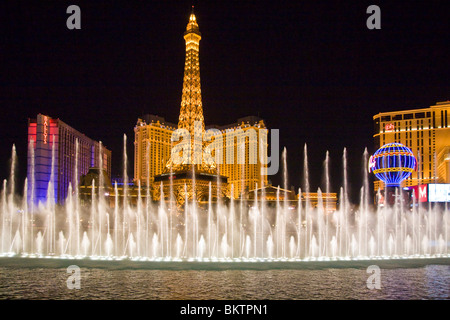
[153,9,228,206]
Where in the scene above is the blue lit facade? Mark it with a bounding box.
[27,114,112,204]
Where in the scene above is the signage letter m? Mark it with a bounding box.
[419,185,427,202]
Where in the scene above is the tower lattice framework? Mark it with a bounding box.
[154,10,228,205]
[164,11,216,174]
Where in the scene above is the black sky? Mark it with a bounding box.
[0,0,449,203]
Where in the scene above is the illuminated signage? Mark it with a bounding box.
[428,184,450,202]
[43,116,49,144]
[368,155,376,173]
[385,123,394,132]
[409,184,428,202]
[418,185,427,202]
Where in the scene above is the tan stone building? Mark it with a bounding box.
[207,116,268,199]
[134,115,176,186]
[133,114,269,199]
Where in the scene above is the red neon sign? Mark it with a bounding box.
[43,116,48,144]
[418,184,427,202]
[410,184,428,203]
[385,123,394,132]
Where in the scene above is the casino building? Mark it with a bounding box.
[134,115,268,200]
[373,101,450,192]
[134,115,177,187]
[27,114,112,204]
[207,116,268,199]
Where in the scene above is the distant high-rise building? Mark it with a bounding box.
[373,101,450,191]
[27,114,111,203]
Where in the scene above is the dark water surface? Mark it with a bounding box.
[0,264,448,299]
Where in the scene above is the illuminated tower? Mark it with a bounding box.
[153,10,227,205]
[179,11,204,140]
[164,9,216,174]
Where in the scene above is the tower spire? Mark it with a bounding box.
[155,9,226,205]
[164,10,216,174]
[178,9,203,137]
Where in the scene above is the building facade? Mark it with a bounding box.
[207,116,268,199]
[27,114,111,204]
[373,101,450,191]
[300,192,338,213]
[134,115,176,186]
[134,114,269,199]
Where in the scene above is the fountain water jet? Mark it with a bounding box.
[0,142,448,263]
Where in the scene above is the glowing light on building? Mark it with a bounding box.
[373,101,450,191]
[370,142,417,187]
[28,114,112,204]
[385,123,394,132]
[368,155,376,173]
[43,115,48,144]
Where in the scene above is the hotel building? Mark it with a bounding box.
[133,115,268,199]
[373,101,450,191]
[133,115,177,186]
[207,116,268,199]
[27,114,112,204]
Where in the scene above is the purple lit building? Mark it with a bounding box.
[27,114,112,204]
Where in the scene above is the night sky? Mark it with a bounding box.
[0,1,449,203]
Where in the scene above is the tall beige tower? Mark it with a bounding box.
[153,10,227,205]
[178,11,204,137]
[164,10,216,175]
[135,10,269,203]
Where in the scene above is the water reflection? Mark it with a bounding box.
[0,266,448,299]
